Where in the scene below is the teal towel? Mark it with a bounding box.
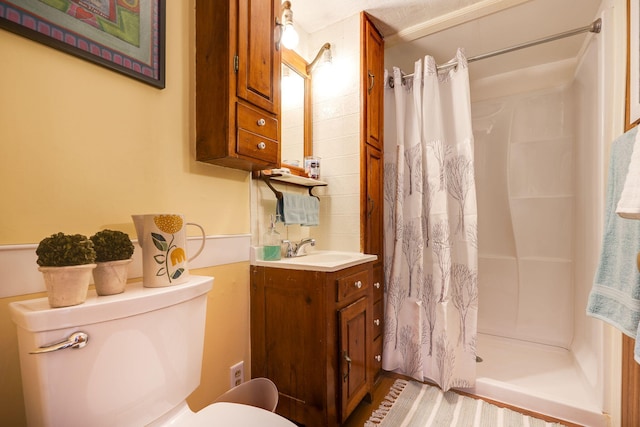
[276,193,319,226]
[587,127,640,364]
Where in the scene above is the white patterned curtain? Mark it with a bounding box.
[382,49,478,391]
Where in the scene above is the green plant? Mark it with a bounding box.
[36,232,96,267]
[90,230,135,262]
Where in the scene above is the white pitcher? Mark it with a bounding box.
[132,214,206,287]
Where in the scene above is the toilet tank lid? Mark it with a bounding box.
[9,275,214,332]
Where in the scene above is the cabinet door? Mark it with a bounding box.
[237,0,281,115]
[363,16,383,150]
[339,296,370,421]
[364,145,383,259]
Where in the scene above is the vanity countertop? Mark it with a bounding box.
[251,250,376,272]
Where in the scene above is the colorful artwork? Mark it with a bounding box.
[0,0,164,88]
[151,215,186,283]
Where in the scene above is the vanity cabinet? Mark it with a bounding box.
[195,0,281,171]
[250,261,375,427]
[361,13,385,381]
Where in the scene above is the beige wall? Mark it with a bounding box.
[0,0,249,244]
[0,1,251,424]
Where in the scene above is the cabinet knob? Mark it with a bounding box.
[374,282,380,289]
[374,319,380,326]
[257,118,266,126]
[354,280,362,289]
[375,354,382,362]
[257,142,266,150]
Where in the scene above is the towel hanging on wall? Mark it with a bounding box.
[616,128,640,219]
[586,126,640,364]
[276,193,319,226]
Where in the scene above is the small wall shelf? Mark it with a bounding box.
[257,170,327,199]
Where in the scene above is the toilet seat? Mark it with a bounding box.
[150,401,297,427]
[189,402,297,427]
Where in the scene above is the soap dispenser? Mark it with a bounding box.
[262,215,281,261]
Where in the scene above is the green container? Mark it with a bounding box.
[262,215,281,261]
[263,245,281,261]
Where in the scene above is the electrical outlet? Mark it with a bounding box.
[229,361,244,388]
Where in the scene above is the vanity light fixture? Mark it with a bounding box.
[276,1,299,50]
[307,43,332,73]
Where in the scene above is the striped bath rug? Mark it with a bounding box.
[364,379,567,427]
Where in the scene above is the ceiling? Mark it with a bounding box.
[291,0,604,81]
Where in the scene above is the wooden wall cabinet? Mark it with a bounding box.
[362,14,384,151]
[195,0,281,171]
[250,261,375,427]
[361,13,385,380]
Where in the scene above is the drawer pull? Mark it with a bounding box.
[257,142,266,150]
[375,354,381,362]
[257,118,266,126]
[354,280,362,289]
[374,282,381,289]
[374,319,380,326]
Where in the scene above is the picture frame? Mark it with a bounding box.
[0,0,165,89]
[627,0,640,129]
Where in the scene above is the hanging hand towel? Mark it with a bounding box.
[587,126,640,364]
[616,127,640,218]
[276,193,320,226]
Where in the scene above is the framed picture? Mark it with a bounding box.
[0,0,165,88]
[628,0,640,128]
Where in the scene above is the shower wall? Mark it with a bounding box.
[473,85,575,348]
[570,24,606,408]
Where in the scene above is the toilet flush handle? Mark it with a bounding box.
[29,331,89,354]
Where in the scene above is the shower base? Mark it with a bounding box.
[465,333,608,427]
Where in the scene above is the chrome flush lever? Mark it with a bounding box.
[29,331,89,354]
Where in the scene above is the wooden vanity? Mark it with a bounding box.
[250,254,376,426]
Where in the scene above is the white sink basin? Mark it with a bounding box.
[252,250,377,272]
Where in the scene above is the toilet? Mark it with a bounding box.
[10,275,295,427]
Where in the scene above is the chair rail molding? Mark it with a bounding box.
[0,234,251,298]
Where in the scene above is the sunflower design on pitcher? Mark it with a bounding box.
[151,214,186,283]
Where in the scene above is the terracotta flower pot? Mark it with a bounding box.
[38,264,97,308]
[93,259,133,296]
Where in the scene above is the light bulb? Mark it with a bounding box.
[281,24,299,50]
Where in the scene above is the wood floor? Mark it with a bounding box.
[342,374,397,427]
[342,371,584,427]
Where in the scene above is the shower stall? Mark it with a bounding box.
[383,2,617,426]
[470,50,606,426]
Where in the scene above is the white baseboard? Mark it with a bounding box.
[0,234,251,298]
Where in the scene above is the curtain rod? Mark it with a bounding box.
[389,18,601,85]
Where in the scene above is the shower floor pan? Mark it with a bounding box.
[465,333,607,427]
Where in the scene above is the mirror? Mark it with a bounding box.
[281,48,312,177]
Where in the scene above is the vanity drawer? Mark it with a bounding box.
[337,269,370,302]
[237,103,278,140]
[237,129,278,164]
[373,299,383,339]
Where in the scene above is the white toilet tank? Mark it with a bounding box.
[10,275,213,427]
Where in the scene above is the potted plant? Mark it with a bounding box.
[36,232,97,308]
[90,230,135,296]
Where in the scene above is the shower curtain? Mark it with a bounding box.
[382,49,478,391]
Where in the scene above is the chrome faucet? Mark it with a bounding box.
[283,238,316,258]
